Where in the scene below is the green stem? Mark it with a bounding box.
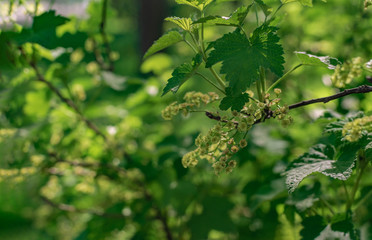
[266,64,303,93]
[184,39,199,54]
[260,66,266,94]
[342,182,351,205]
[209,67,226,89]
[346,150,368,212]
[353,189,372,212]
[188,21,226,92]
[196,72,225,94]
[320,197,335,216]
[256,81,263,102]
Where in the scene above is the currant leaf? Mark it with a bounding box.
[193,5,252,27]
[281,0,313,7]
[162,54,202,96]
[219,87,250,111]
[175,0,213,11]
[300,215,327,240]
[143,31,183,59]
[295,52,340,69]
[207,24,284,97]
[283,144,356,193]
[254,0,272,16]
[165,17,193,31]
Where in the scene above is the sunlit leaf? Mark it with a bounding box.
[193,5,252,27]
[165,17,193,31]
[175,0,213,11]
[144,30,183,59]
[295,52,340,69]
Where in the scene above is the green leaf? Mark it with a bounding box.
[32,10,69,32]
[331,214,360,239]
[144,31,183,59]
[219,87,250,111]
[175,0,213,11]
[207,24,284,96]
[165,17,193,31]
[300,215,327,240]
[283,144,355,193]
[12,10,70,49]
[0,33,16,70]
[295,52,340,69]
[286,182,321,212]
[193,5,252,27]
[281,0,313,7]
[254,0,272,16]
[162,54,202,96]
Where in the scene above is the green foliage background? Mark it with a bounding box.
[0,0,371,239]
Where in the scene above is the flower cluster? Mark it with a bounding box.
[239,89,293,128]
[181,124,240,175]
[331,57,363,88]
[342,115,372,142]
[180,88,292,175]
[161,91,219,120]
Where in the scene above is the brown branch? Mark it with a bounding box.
[288,85,372,110]
[205,85,372,124]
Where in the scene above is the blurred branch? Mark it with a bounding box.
[48,152,126,175]
[99,0,115,71]
[20,47,107,141]
[19,47,133,162]
[47,151,173,240]
[40,196,125,219]
[143,190,174,240]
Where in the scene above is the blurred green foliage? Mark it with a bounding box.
[0,0,371,239]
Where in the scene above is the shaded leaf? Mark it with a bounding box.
[193,5,252,27]
[207,24,284,95]
[254,0,272,16]
[295,51,340,69]
[300,215,327,240]
[283,144,355,193]
[144,31,183,59]
[219,87,250,111]
[162,54,202,96]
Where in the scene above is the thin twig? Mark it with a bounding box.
[288,85,372,110]
[19,47,133,162]
[205,85,372,125]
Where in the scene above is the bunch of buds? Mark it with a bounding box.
[342,115,372,142]
[162,92,219,120]
[331,57,364,88]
